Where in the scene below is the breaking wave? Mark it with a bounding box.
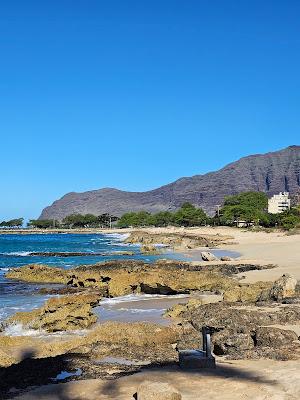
[0,251,31,256]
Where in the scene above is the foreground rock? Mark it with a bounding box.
[179,301,300,360]
[137,381,182,400]
[5,293,100,332]
[0,321,180,369]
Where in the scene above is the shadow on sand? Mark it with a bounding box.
[0,353,279,400]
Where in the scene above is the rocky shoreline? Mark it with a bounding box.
[1,230,300,399]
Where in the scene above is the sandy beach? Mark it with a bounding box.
[112,225,300,282]
[183,226,300,282]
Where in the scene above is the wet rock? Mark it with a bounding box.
[6,293,100,332]
[201,252,218,261]
[270,274,298,300]
[137,381,182,400]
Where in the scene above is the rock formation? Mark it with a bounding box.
[5,293,100,332]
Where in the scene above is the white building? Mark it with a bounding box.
[268,192,291,214]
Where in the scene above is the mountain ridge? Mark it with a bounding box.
[40,146,300,220]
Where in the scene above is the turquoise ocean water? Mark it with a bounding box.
[0,233,186,323]
[0,233,239,326]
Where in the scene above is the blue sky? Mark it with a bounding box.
[0,1,300,221]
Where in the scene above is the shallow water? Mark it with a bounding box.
[94,293,191,325]
[52,368,82,381]
[95,356,150,366]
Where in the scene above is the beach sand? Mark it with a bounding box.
[181,226,300,283]
[14,359,300,400]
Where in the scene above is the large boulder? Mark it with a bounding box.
[270,274,298,300]
[201,252,218,261]
[137,381,182,400]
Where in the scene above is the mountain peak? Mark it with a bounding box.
[39,146,300,219]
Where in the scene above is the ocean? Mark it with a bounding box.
[0,232,187,325]
[0,232,239,331]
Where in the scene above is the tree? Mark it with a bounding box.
[149,211,173,227]
[117,211,151,228]
[98,213,118,227]
[61,213,118,228]
[220,192,268,225]
[172,203,208,227]
[280,214,300,230]
[28,219,59,228]
[224,192,268,210]
[0,218,24,228]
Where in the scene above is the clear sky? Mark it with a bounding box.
[1,1,300,221]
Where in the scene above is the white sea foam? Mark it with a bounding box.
[2,322,88,338]
[100,293,189,305]
[0,251,31,256]
[118,308,165,313]
[3,323,44,337]
[103,233,130,241]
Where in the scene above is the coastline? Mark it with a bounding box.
[1,227,300,399]
[2,225,300,281]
